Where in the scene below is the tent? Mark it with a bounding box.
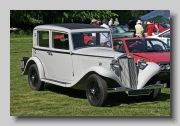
[140,10,170,20]
[147,15,170,24]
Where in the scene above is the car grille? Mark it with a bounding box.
[118,57,138,89]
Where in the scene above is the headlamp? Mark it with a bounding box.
[110,59,118,66]
[165,64,170,70]
[137,58,147,69]
[160,65,165,70]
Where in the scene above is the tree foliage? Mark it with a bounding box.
[10,10,152,30]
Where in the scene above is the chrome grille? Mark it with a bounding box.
[119,57,138,89]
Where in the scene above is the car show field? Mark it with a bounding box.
[10,34,170,116]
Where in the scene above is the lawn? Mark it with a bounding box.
[10,36,171,116]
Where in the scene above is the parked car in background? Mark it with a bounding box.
[110,26,135,38]
[119,24,135,32]
[113,37,170,84]
[148,29,170,46]
[20,23,166,107]
[156,23,170,32]
[119,24,129,31]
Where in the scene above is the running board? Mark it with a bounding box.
[41,78,71,87]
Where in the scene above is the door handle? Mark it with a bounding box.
[47,51,51,55]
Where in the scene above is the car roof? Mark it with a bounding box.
[34,23,107,30]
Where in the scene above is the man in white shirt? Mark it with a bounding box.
[100,19,110,44]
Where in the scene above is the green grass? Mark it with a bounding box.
[10,36,170,116]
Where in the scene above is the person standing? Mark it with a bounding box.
[142,21,147,36]
[114,18,119,26]
[101,19,109,28]
[90,19,98,42]
[146,20,155,36]
[135,20,144,38]
[90,19,98,25]
[100,19,109,44]
[96,19,101,25]
[108,18,113,26]
[154,22,159,34]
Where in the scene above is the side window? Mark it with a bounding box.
[52,32,69,50]
[150,40,165,51]
[163,31,170,38]
[146,40,153,50]
[113,40,125,52]
[38,31,49,47]
[113,27,119,33]
[159,31,170,38]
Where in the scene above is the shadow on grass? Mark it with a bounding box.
[44,84,87,99]
[43,83,170,107]
[104,92,170,107]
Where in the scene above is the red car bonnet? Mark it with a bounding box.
[131,52,170,63]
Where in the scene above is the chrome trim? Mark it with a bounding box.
[107,84,165,93]
[117,53,133,60]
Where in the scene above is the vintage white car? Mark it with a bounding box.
[20,23,166,107]
[148,29,170,46]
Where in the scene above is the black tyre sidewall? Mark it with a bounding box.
[151,81,161,100]
[28,64,44,91]
[86,74,108,107]
[141,80,161,101]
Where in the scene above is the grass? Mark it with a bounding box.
[10,36,170,116]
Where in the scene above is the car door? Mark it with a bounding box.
[34,30,53,79]
[50,31,74,82]
[159,30,170,46]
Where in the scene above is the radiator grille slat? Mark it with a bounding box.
[119,57,138,89]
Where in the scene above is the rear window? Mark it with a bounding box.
[38,31,49,47]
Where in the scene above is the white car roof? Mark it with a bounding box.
[34,23,110,32]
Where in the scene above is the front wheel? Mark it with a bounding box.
[28,64,44,91]
[86,74,108,107]
[141,80,161,101]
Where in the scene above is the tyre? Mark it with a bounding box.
[86,74,108,107]
[141,80,161,101]
[28,64,44,91]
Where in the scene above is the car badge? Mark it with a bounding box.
[99,62,102,66]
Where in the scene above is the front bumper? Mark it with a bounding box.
[107,83,166,94]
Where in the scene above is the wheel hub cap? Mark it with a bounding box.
[31,75,35,82]
[90,89,95,95]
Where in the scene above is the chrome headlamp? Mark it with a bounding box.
[160,64,165,70]
[159,64,170,71]
[137,58,147,69]
[165,64,170,70]
[110,59,119,66]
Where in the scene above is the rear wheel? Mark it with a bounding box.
[86,74,108,107]
[28,64,44,91]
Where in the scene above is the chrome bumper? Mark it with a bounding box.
[107,83,166,93]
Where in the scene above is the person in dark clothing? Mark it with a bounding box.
[142,21,147,36]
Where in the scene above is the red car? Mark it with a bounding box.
[156,23,170,32]
[55,34,93,44]
[113,37,170,84]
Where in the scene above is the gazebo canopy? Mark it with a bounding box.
[140,10,170,21]
[147,15,170,24]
